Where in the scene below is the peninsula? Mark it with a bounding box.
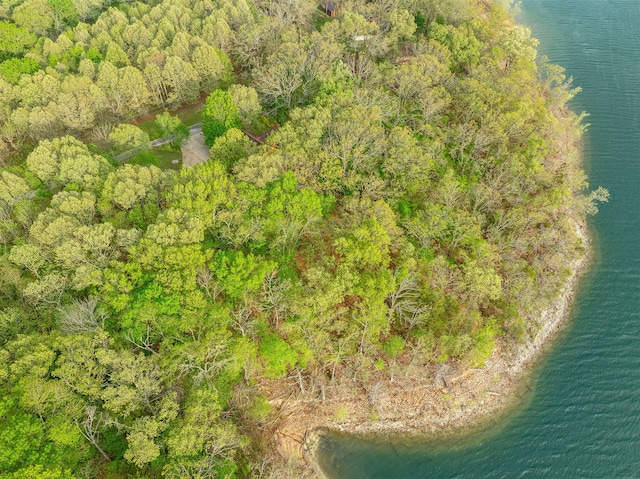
[0,0,605,478]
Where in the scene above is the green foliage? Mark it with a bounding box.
[260,333,298,379]
[228,84,262,129]
[248,395,271,422]
[108,124,150,156]
[201,90,241,147]
[0,396,78,477]
[47,0,79,30]
[382,335,406,359]
[165,160,234,235]
[429,22,482,72]
[120,281,181,338]
[466,324,496,368]
[192,45,235,91]
[0,22,37,60]
[0,57,41,84]
[104,43,129,68]
[0,0,603,477]
[212,250,275,303]
[98,163,169,226]
[12,1,53,37]
[334,406,349,423]
[7,464,74,479]
[165,385,239,460]
[155,111,189,147]
[209,128,253,171]
[26,136,112,191]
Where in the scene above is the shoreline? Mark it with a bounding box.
[266,218,590,478]
[258,3,595,475]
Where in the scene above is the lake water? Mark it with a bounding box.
[316,1,640,477]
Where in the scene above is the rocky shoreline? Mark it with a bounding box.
[266,220,590,478]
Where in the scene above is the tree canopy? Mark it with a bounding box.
[0,0,606,477]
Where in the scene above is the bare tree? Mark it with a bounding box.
[386,271,422,328]
[59,296,107,334]
[76,405,110,461]
[124,323,159,355]
[261,269,291,328]
[366,381,386,409]
[325,334,356,381]
[196,266,222,301]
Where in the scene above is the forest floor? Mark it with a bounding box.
[262,220,591,478]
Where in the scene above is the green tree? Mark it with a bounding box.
[26,136,112,191]
[155,111,189,147]
[382,335,405,359]
[335,216,391,270]
[163,56,200,108]
[191,45,234,91]
[499,25,539,72]
[98,163,170,227]
[47,0,79,33]
[0,22,37,60]
[165,386,240,467]
[9,464,74,479]
[0,396,72,476]
[107,124,150,156]
[124,418,161,467]
[9,244,47,279]
[253,34,341,114]
[12,0,53,36]
[429,22,482,73]
[209,128,253,171]
[56,76,106,133]
[104,43,130,68]
[201,89,241,147]
[228,84,262,129]
[0,171,31,206]
[166,160,235,235]
[72,0,105,21]
[211,250,275,303]
[390,49,452,125]
[260,333,298,379]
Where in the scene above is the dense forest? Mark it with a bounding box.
[0,0,606,477]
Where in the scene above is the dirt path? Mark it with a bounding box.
[150,123,203,148]
[180,128,210,167]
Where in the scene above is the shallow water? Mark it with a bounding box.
[317,1,640,477]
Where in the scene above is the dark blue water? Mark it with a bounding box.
[317,1,640,477]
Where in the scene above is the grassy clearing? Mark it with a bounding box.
[177,101,204,126]
[133,100,205,170]
[136,100,206,140]
[137,120,163,140]
[129,145,182,170]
